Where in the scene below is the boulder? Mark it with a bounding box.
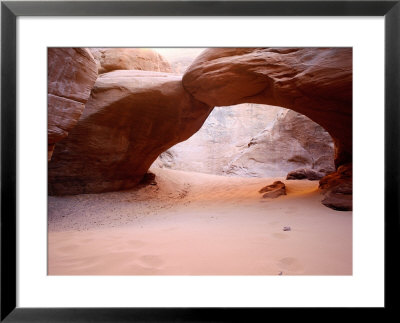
[322,189,352,211]
[89,48,172,74]
[259,181,286,198]
[48,70,211,195]
[48,48,98,160]
[183,48,352,167]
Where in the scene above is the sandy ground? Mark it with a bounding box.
[48,167,352,275]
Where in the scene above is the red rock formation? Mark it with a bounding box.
[259,181,287,198]
[89,48,172,74]
[48,48,98,160]
[182,48,352,167]
[48,48,352,212]
[48,70,211,195]
[319,164,352,211]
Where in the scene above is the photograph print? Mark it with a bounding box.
[48,47,352,275]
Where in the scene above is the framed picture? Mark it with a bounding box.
[1,0,398,321]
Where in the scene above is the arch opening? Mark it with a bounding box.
[153,103,336,180]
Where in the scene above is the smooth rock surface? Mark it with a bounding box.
[154,104,285,174]
[48,48,98,160]
[48,70,211,195]
[90,48,172,74]
[224,109,335,177]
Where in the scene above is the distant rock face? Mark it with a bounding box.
[259,181,286,198]
[155,106,334,178]
[153,48,206,74]
[183,48,352,167]
[48,70,211,195]
[48,48,98,160]
[154,104,284,174]
[89,48,172,74]
[224,110,335,177]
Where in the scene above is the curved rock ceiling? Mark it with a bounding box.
[182,48,352,167]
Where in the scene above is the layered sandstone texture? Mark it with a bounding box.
[48,70,211,195]
[155,106,335,178]
[48,48,98,160]
[182,48,352,167]
[89,48,172,74]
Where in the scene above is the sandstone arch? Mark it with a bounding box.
[48,48,352,210]
[48,70,211,195]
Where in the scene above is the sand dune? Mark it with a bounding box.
[48,168,352,275]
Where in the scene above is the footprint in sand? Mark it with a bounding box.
[284,207,297,214]
[58,244,81,253]
[162,227,177,232]
[78,238,94,244]
[127,240,146,248]
[278,257,303,272]
[140,255,164,267]
[272,233,289,239]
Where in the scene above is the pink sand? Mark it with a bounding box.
[48,168,352,275]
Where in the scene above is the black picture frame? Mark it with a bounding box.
[1,0,399,321]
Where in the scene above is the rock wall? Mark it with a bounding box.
[224,109,335,177]
[48,48,98,160]
[154,104,283,174]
